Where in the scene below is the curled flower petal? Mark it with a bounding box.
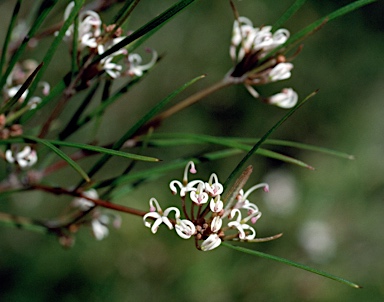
[210,196,224,213]
[201,234,222,251]
[269,63,293,82]
[190,182,209,205]
[175,219,196,239]
[205,173,224,197]
[210,216,223,233]
[267,88,298,109]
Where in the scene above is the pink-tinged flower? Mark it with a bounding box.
[210,216,223,233]
[201,234,222,251]
[227,209,256,240]
[190,182,209,205]
[169,161,199,197]
[5,146,37,169]
[175,218,196,239]
[126,49,158,77]
[268,63,293,82]
[143,198,178,233]
[210,196,224,213]
[228,16,296,108]
[266,88,298,108]
[205,173,224,197]
[63,2,102,50]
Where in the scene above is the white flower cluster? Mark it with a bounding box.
[143,161,268,251]
[62,2,157,79]
[229,16,298,109]
[71,189,121,240]
[5,146,37,169]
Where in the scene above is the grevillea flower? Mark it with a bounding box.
[5,146,37,169]
[227,16,298,108]
[143,162,279,251]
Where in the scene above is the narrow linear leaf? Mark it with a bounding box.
[93,0,197,64]
[0,0,59,90]
[26,136,91,182]
[76,74,205,188]
[24,0,85,103]
[142,133,313,169]
[58,81,100,140]
[222,242,361,288]
[224,91,317,189]
[96,148,243,192]
[0,62,43,115]
[272,0,307,31]
[110,0,140,31]
[17,135,159,162]
[0,0,22,78]
[0,212,47,234]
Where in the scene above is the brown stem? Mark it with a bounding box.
[137,78,233,136]
[31,184,146,216]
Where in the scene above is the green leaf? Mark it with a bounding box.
[0,0,22,78]
[223,91,317,189]
[0,0,59,90]
[110,0,140,31]
[0,62,43,115]
[140,133,314,169]
[2,136,160,162]
[140,133,354,160]
[0,211,47,234]
[93,0,198,64]
[95,148,244,193]
[24,136,91,182]
[222,242,361,288]
[272,0,307,31]
[77,74,205,188]
[58,81,100,140]
[23,0,85,104]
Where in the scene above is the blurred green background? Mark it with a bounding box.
[1,0,384,301]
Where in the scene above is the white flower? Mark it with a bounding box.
[267,88,298,108]
[5,146,37,169]
[169,161,199,197]
[210,196,224,213]
[143,198,177,233]
[227,209,256,240]
[205,173,224,197]
[201,234,222,251]
[268,63,293,82]
[210,216,223,233]
[63,2,102,50]
[175,218,196,239]
[190,182,209,205]
[72,189,98,211]
[230,17,290,63]
[91,217,109,240]
[126,49,158,77]
[6,85,28,102]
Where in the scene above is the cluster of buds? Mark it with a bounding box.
[71,189,121,241]
[143,162,277,251]
[227,16,298,108]
[62,2,157,80]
